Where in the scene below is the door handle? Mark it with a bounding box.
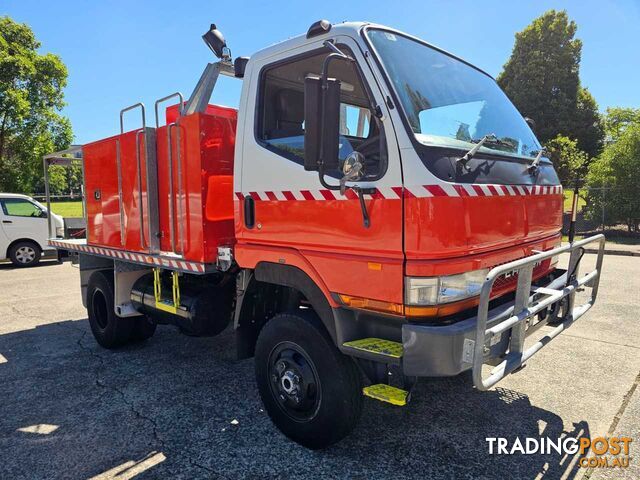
[2,220,12,224]
[243,196,255,229]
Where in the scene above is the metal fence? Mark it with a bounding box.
[562,182,639,237]
[29,193,83,202]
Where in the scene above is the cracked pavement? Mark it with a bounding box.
[0,254,639,479]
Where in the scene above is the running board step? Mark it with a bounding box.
[342,338,403,364]
[363,384,409,406]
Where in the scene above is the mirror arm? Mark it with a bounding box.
[355,187,375,229]
[316,41,355,180]
[317,167,341,191]
[314,41,371,228]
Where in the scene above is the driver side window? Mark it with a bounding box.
[257,46,387,179]
[1,198,43,218]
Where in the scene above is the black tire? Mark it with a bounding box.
[87,271,133,349]
[130,316,157,342]
[9,241,41,268]
[255,310,363,449]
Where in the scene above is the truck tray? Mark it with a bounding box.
[49,238,211,274]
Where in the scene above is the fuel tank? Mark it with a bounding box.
[130,273,234,336]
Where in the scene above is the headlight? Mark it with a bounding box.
[405,269,489,306]
[56,227,65,238]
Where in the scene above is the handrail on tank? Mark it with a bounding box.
[154,93,185,256]
[154,92,184,128]
[120,102,146,134]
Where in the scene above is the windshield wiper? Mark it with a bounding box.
[457,134,498,167]
[528,148,545,173]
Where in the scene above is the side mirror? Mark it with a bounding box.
[339,151,365,195]
[304,76,341,172]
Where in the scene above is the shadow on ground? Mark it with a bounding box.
[0,258,61,271]
[0,319,589,480]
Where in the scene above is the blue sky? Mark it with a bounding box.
[3,0,640,144]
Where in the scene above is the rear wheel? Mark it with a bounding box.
[255,310,363,449]
[9,241,41,267]
[87,271,133,348]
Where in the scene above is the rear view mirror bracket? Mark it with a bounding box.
[304,41,356,191]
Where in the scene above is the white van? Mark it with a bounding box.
[0,193,65,267]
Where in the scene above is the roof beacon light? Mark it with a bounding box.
[203,24,231,60]
[307,19,331,38]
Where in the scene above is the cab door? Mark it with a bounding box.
[0,197,48,250]
[236,36,404,305]
[0,210,10,259]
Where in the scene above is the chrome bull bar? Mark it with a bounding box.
[472,234,605,391]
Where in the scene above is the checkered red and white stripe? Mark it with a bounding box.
[236,184,563,201]
[48,239,207,273]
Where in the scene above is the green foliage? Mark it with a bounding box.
[0,16,74,195]
[498,10,604,159]
[585,121,640,231]
[545,135,589,184]
[571,87,604,159]
[603,107,640,142]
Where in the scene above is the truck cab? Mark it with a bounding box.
[234,21,564,372]
[45,20,604,450]
[241,22,562,291]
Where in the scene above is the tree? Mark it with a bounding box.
[497,10,604,158]
[544,135,588,185]
[571,87,604,158]
[603,107,640,142]
[0,16,73,194]
[585,121,640,231]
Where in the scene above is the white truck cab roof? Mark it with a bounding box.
[247,21,490,78]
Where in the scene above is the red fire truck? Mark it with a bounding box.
[44,21,605,449]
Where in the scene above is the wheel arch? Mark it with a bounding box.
[6,238,42,259]
[234,262,338,359]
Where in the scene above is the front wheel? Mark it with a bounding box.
[9,241,41,267]
[255,310,363,449]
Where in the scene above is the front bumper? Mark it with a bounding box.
[401,235,605,387]
[402,298,517,378]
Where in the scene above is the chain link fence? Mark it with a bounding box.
[562,181,640,239]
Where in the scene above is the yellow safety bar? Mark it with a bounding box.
[153,268,181,314]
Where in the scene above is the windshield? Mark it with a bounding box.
[366,29,542,159]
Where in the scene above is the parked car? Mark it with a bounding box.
[0,193,64,267]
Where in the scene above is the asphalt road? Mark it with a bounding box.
[0,254,638,479]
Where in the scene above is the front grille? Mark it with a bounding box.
[491,258,550,294]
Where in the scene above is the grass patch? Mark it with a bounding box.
[50,201,83,218]
[563,191,587,212]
